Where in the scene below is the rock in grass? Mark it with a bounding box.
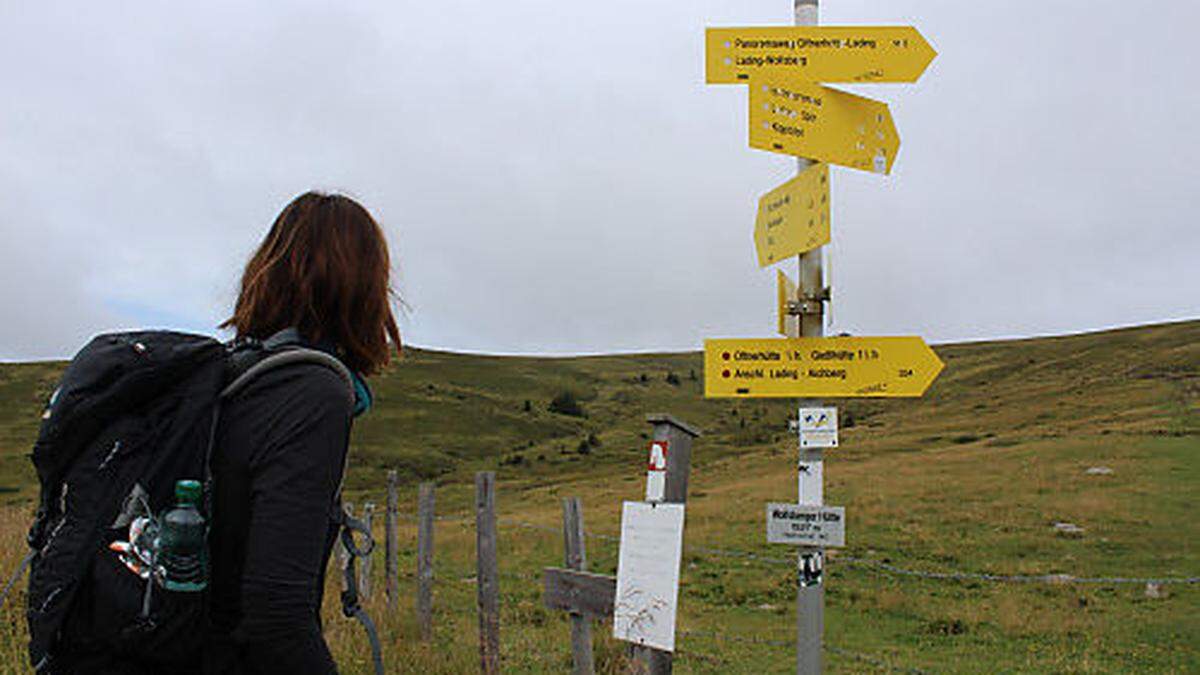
[1145,582,1168,599]
[1053,522,1085,536]
[1085,466,1115,476]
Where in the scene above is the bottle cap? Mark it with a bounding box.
[175,479,202,505]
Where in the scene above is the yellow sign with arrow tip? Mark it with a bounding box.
[706,26,937,84]
[776,270,798,338]
[704,336,944,398]
[749,79,899,174]
[755,162,830,267]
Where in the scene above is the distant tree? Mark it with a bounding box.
[639,373,648,384]
[523,399,532,413]
[688,369,697,381]
[665,372,681,386]
[548,391,585,417]
[576,439,592,455]
[586,432,601,447]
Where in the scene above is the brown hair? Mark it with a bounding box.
[221,191,401,375]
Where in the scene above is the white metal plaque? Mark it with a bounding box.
[613,502,685,652]
[766,503,845,547]
[799,407,838,448]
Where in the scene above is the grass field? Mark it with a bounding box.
[0,320,1196,672]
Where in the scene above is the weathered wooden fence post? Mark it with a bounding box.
[629,413,700,675]
[475,472,500,674]
[543,497,615,672]
[563,497,594,675]
[417,481,436,641]
[386,470,399,610]
[359,502,375,598]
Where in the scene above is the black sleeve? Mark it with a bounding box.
[231,366,351,674]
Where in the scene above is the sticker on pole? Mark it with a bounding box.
[766,503,845,547]
[799,407,838,448]
[645,441,668,502]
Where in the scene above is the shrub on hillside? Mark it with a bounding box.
[548,391,586,417]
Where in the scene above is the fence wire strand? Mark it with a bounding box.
[493,518,1199,585]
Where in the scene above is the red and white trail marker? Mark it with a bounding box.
[646,440,669,502]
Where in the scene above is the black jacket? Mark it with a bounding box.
[204,361,354,674]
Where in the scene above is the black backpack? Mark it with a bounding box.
[9,329,381,674]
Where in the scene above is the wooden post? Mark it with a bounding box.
[417,481,436,642]
[386,470,399,610]
[359,502,375,598]
[563,497,594,675]
[630,413,701,675]
[475,472,500,674]
[544,567,616,619]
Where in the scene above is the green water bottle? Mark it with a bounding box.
[158,479,207,591]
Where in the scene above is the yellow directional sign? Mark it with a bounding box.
[755,163,830,267]
[704,336,943,398]
[749,79,899,174]
[706,26,937,84]
[776,270,798,337]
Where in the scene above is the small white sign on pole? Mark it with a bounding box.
[797,460,823,505]
[766,503,845,547]
[645,440,668,502]
[798,407,838,448]
[613,501,685,652]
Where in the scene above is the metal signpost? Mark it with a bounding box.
[704,336,944,398]
[703,1,938,672]
[756,163,831,268]
[705,26,937,84]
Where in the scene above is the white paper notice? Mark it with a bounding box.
[612,501,685,652]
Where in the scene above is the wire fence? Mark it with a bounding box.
[490,517,1200,586]
[394,511,1200,584]
[373,498,1196,674]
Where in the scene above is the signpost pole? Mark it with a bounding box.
[793,1,826,673]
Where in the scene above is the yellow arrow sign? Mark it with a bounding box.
[776,270,798,337]
[755,163,831,267]
[706,26,937,84]
[749,79,899,174]
[704,336,944,398]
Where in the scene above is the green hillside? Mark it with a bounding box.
[2,320,1195,502]
[0,320,1196,672]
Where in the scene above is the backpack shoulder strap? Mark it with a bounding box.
[221,347,354,403]
[203,345,356,509]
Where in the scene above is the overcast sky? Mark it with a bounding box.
[2,0,1197,361]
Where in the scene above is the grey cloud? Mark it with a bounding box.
[1,0,1197,360]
